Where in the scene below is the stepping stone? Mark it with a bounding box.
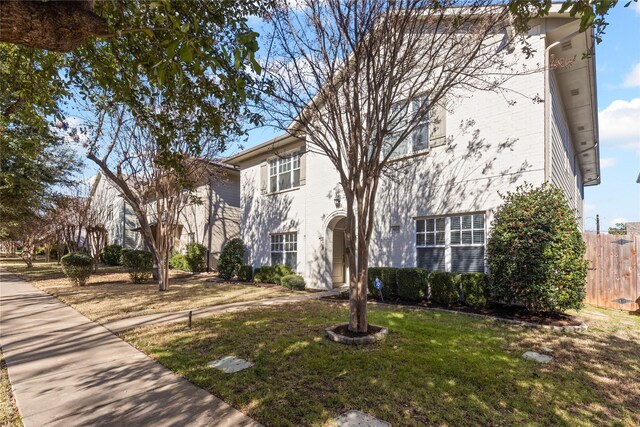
[333,410,391,427]
[523,351,553,363]
[207,356,254,373]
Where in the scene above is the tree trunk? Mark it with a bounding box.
[158,253,169,291]
[0,0,109,52]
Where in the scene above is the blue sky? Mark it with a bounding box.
[239,5,640,232]
[582,4,640,231]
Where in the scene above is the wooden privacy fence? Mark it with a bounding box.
[583,232,639,311]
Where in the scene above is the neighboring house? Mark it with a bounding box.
[625,222,640,235]
[89,172,143,250]
[89,164,241,270]
[227,11,600,289]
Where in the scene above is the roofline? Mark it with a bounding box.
[225,133,303,164]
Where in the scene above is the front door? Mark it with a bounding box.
[332,227,346,286]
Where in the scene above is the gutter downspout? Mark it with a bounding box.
[544,30,580,181]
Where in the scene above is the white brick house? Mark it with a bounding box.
[228,11,599,290]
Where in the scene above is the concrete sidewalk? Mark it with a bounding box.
[104,290,337,333]
[0,270,260,427]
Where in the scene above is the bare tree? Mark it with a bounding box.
[265,1,521,332]
[15,217,42,267]
[85,107,224,291]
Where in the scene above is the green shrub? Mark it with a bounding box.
[281,274,306,290]
[61,253,94,286]
[237,264,253,282]
[169,252,189,271]
[217,238,245,280]
[397,268,429,302]
[486,183,588,313]
[121,250,153,283]
[429,272,460,306]
[460,273,488,308]
[100,244,122,266]
[119,248,131,265]
[253,264,293,284]
[184,243,207,273]
[367,267,398,299]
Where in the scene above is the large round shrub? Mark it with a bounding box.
[185,243,207,273]
[217,238,245,280]
[169,252,189,271]
[281,274,306,290]
[100,244,123,266]
[486,183,588,313]
[121,250,153,283]
[61,253,94,286]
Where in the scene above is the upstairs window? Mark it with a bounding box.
[269,154,301,193]
[384,96,429,159]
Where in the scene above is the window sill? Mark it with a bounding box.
[266,186,301,197]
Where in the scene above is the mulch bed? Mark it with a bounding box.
[321,295,583,327]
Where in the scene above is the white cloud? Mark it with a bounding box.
[611,217,627,227]
[600,157,617,168]
[622,63,640,87]
[598,98,640,153]
[636,0,640,14]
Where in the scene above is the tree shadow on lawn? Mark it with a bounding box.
[122,302,640,427]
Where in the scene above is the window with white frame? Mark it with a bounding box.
[269,153,301,193]
[416,213,485,273]
[384,96,429,159]
[270,232,297,270]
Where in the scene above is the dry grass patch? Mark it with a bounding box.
[1,258,296,323]
[122,301,639,426]
[0,350,22,427]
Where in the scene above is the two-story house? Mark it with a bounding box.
[89,162,242,270]
[227,10,600,290]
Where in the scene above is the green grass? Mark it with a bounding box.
[122,301,639,426]
[0,350,22,427]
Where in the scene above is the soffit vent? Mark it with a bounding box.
[561,40,572,51]
[577,125,585,131]
[570,88,580,96]
[580,141,588,146]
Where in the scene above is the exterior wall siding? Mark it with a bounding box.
[549,69,582,226]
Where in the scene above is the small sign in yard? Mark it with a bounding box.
[374,278,384,302]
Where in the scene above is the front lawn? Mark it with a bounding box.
[0,258,297,323]
[122,301,639,427]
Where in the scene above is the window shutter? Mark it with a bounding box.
[260,162,268,194]
[299,151,307,185]
[429,103,447,147]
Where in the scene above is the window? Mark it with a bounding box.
[269,154,301,193]
[107,204,113,221]
[416,213,485,273]
[270,233,297,270]
[384,96,429,159]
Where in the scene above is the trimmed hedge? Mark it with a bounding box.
[397,268,429,302]
[119,248,131,265]
[460,273,488,308]
[61,253,94,286]
[429,272,460,306]
[185,243,207,273]
[367,267,398,299]
[281,274,306,290]
[170,252,189,271]
[253,264,293,284]
[100,244,122,266]
[121,250,153,283]
[217,238,245,280]
[237,264,253,282]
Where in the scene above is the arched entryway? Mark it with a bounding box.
[326,216,347,287]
